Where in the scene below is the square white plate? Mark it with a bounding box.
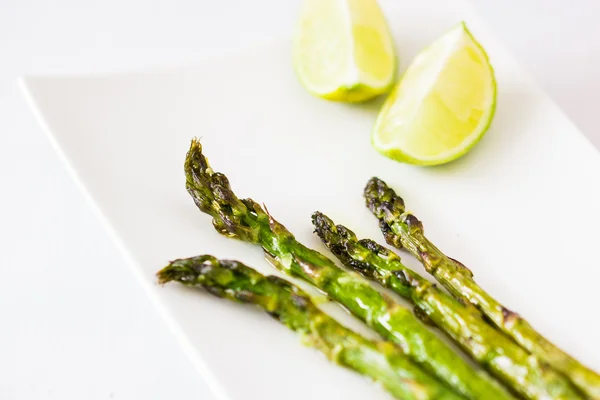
[21,1,600,399]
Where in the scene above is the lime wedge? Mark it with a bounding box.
[372,22,496,166]
[293,0,396,103]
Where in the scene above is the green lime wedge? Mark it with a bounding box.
[372,22,496,165]
[293,0,397,103]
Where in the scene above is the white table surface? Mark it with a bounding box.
[2,1,599,399]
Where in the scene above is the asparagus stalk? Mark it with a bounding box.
[184,139,509,399]
[364,177,600,399]
[158,255,463,400]
[313,211,584,400]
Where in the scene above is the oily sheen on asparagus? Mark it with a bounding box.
[158,255,461,400]
[312,212,583,400]
[183,139,509,400]
[364,177,600,399]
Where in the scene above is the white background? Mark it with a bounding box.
[2,1,599,399]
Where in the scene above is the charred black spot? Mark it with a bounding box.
[267,311,282,321]
[480,312,495,325]
[374,178,388,195]
[380,220,403,249]
[212,185,232,204]
[393,270,420,287]
[380,200,394,214]
[235,290,255,303]
[501,306,518,324]
[211,173,230,188]
[359,239,383,254]
[538,360,552,372]
[359,238,378,253]
[393,270,410,286]
[413,306,434,325]
[171,271,197,284]
[266,275,293,289]
[204,286,225,298]
[240,199,258,216]
[311,212,332,229]
[379,219,392,235]
[403,214,423,233]
[347,259,375,278]
[377,180,405,210]
[242,198,265,216]
[329,243,346,258]
[336,224,356,241]
[393,196,405,210]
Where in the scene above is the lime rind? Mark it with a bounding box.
[318,80,396,104]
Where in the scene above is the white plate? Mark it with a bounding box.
[21,0,600,399]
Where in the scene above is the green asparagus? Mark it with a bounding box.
[184,138,508,399]
[158,255,462,400]
[364,177,600,399]
[313,211,583,400]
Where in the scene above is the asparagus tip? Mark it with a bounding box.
[311,211,334,233]
[156,263,188,285]
[157,255,218,284]
[363,177,406,218]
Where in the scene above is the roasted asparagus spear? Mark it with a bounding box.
[183,139,510,399]
[313,211,583,400]
[158,255,463,400]
[364,177,600,399]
